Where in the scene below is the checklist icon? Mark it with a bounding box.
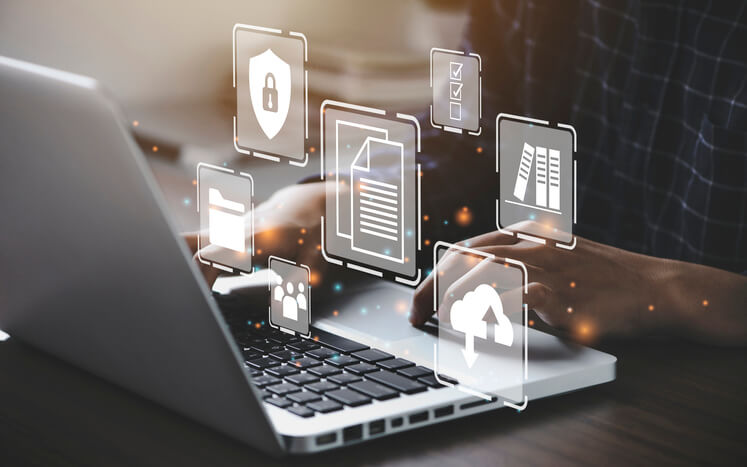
[431,49,481,133]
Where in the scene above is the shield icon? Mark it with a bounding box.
[249,49,291,140]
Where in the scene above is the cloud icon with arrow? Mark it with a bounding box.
[449,284,514,368]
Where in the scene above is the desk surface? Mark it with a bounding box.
[1,334,745,466]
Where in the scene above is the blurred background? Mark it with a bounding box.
[0,0,468,230]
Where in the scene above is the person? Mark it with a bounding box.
[188,0,747,345]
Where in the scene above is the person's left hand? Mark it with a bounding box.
[410,227,667,342]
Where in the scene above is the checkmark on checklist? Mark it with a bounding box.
[450,82,463,101]
[449,61,463,81]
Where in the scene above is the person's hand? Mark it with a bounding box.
[410,224,747,345]
[183,182,328,289]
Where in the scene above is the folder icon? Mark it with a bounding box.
[208,188,246,253]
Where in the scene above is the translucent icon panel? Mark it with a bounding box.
[269,256,311,337]
[321,102,420,282]
[434,242,527,405]
[430,49,481,134]
[234,25,307,164]
[197,163,254,274]
[497,114,576,247]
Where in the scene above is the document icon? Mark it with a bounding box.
[208,188,246,252]
[350,137,405,263]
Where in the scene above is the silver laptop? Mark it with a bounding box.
[0,56,615,455]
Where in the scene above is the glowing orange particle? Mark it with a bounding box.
[313,336,319,341]
[567,307,573,313]
[256,249,262,255]
[476,146,483,153]
[648,304,655,311]
[297,238,304,245]
[254,323,260,329]
[152,145,159,152]
[316,244,321,251]
[702,299,709,307]
[333,310,339,316]
[423,215,430,221]
[491,282,497,288]
[192,179,197,186]
[301,228,307,234]
[528,319,535,326]
[424,239,431,246]
[404,256,410,263]
[310,146,316,153]
[570,281,576,288]
[132,120,139,127]
[455,206,473,227]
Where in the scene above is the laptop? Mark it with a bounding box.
[0,56,616,455]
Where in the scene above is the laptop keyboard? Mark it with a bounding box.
[233,325,456,418]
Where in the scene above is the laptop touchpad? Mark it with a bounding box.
[314,282,423,343]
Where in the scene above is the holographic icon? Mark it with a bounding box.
[249,49,291,140]
[269,256,311,337]
[450,284,514,368]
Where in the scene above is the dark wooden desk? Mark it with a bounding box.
[1,335,745,466]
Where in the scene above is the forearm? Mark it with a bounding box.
[657,259,747,345]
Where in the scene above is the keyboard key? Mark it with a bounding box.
[306,381,340,393]
[326,389,372,407]
[366,370,427,394]
[324,355,359,367]
[306,347,339,360]
[267,333,293,344]
[249,369,263,378]
[313,328,369,353]
[250,342,285,354]
[265,397,292,409]
[288,391,322,404]
[246,357,281,370]
[307,364,342,378]
[417,375,444,388]
[346,362,379,375]
[252,374,280,388]
[327,372,362,385]
[268,350,304,361]
[352,349,394,363]
[348,380,399,400]
[289,357,322,369]
[287,405,315,418]
[287,340,320,352]
[377,358,415,371]
[307,399,343,413]
[259,389,273,399]
[242,349,263,361]
[267,383,302,396]
[285,373,319,386]
[266,365,301,378]
[397,366,431,379]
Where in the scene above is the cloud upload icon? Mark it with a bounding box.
[449,284,514,367]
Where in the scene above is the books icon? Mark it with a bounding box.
[208,188,246,252]
[511,142,561,213]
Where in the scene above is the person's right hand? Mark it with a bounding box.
[183,182,329,288]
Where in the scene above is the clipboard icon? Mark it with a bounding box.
[208,188,246,252]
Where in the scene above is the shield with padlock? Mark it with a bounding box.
[249,48,291,140]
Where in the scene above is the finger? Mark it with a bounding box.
[475,240,564,271]
[410,246,484,325]
[456,229,520,249]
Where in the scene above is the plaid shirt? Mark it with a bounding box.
[421,0,747,274]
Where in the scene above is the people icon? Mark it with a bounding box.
[270,257,311,335]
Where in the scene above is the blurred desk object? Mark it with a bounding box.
[1,335,745,466]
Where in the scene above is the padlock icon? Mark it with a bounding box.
[262,73,278,112]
